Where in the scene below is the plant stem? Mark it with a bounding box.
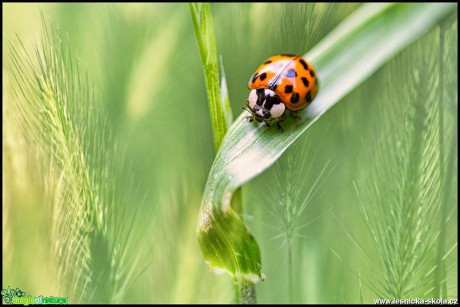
[232,188,254,304]
[234,277,257,304]
[191,4,259,303]
[434,20,447,299]
[190,3,230,150]
[287,241,293,304]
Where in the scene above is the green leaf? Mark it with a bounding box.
[197,3,455,281]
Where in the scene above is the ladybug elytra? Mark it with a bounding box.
[244,54,318,128]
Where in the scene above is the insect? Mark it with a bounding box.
[244,54,318,129]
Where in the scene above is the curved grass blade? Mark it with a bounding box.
[197,3,456,282]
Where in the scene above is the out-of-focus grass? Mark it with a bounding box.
[9,15,152,302]
[3,3,457,304]
[245,12,457,304]
[3,72,58,296]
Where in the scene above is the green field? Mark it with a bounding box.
[3,3,457,304]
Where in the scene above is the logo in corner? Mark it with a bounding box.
[1,286,68,305]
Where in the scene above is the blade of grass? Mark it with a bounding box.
[190,3,232,150]
[197,2,455,286]
[191,3,253,303]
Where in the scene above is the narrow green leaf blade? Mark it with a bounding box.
[197,3,456,281]
[190,3,232,150]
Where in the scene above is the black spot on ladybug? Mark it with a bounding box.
[309,70,315,78]
[284,85,293,94]
[285,68,297,78]
[271,83,278,91]
[301,77,309,87]
[290,92,300,104]
[264,60,272,64]
[259,72,267,81]
[299,59,309,70]
[305,90,312,103]
[252,73,259,83]
[280,53,297,57]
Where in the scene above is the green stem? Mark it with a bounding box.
[434,20,447,299]
[232,188,251,304]
[234,277,257,304]
[190,3,229,150]
[190,4,257,304]
[287,241,293,304]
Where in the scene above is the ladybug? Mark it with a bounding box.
[244,54,318,128]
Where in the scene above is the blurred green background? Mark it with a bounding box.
[3,3,457,304]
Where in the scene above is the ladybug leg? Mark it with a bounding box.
[289,110,301,120]
[244,115,254,122]
[271,114,285,131]
[276,121,284,131]
[276,116,285,131]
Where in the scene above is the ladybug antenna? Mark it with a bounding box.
[242,107,253,115]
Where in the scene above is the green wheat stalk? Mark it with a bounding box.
[9,17,144,303]
[264,142,333,303]
[356,25,457,299]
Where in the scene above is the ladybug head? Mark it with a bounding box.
[245,89,285,122]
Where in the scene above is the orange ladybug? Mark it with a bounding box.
[244,54,318,128]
